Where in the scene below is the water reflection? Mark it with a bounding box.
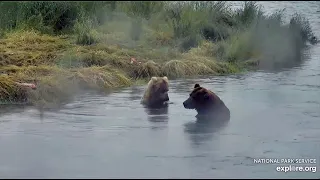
[144,104,169,123]
[258,45,312,72]
[184,117,230,146]
[0,104,29,117]
[38,107,45,123]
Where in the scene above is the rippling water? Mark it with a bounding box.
[0,1,319,178]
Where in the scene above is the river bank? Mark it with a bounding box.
[0,2,316,108]
[0,30,247,108]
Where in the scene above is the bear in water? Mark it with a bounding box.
[183,83,230,121]
[141,76,169,108]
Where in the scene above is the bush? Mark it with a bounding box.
[0,2,79,33]
[74,18,99,45]
[289,13,318,45]
[0,1,115,34]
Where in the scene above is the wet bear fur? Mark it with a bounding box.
[141,76,169,108]
[183,83,230,121]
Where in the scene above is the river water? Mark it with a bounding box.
[0,1,319,179]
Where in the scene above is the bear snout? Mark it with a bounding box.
[161,92,169,102]
[183,98,194,109]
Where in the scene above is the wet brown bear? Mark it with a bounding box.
[183,83,230,121]
[141,76,169,108]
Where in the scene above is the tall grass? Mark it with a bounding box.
[0,1,317,65]
[0,2,114,33]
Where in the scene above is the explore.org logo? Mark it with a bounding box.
[276,165,317,173]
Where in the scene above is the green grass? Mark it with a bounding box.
[0,1,317,108]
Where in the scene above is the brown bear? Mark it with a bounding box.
[141,76,169,108]
[183,83,230,121]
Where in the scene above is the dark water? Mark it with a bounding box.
[0,2,320,179]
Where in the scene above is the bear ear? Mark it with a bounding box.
[162,76,168,82]
[194,84,200,88]
[151,77,158,82]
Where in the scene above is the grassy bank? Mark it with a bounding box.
[0,1,317,108]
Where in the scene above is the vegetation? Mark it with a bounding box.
[0,1,317,108]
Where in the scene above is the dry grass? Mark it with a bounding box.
[0,75,29,104]
[0,64,133,107]
[162,52,240,78]
[0,30,70,66]
[0,65,72,106]
[0,31,243,107]
[72,66,132,90]
[132,61,163,78]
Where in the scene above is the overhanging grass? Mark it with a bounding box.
[0,31,241,107]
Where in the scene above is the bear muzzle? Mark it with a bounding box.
[183,98,195,109]
[162,92,169,102]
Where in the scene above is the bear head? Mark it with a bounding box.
[142,76,169,107]
[183,83,215,112]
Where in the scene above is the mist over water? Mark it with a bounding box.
[0,1,319,178]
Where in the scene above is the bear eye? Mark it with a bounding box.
[161,89,167,93]
[190,95,196,99]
